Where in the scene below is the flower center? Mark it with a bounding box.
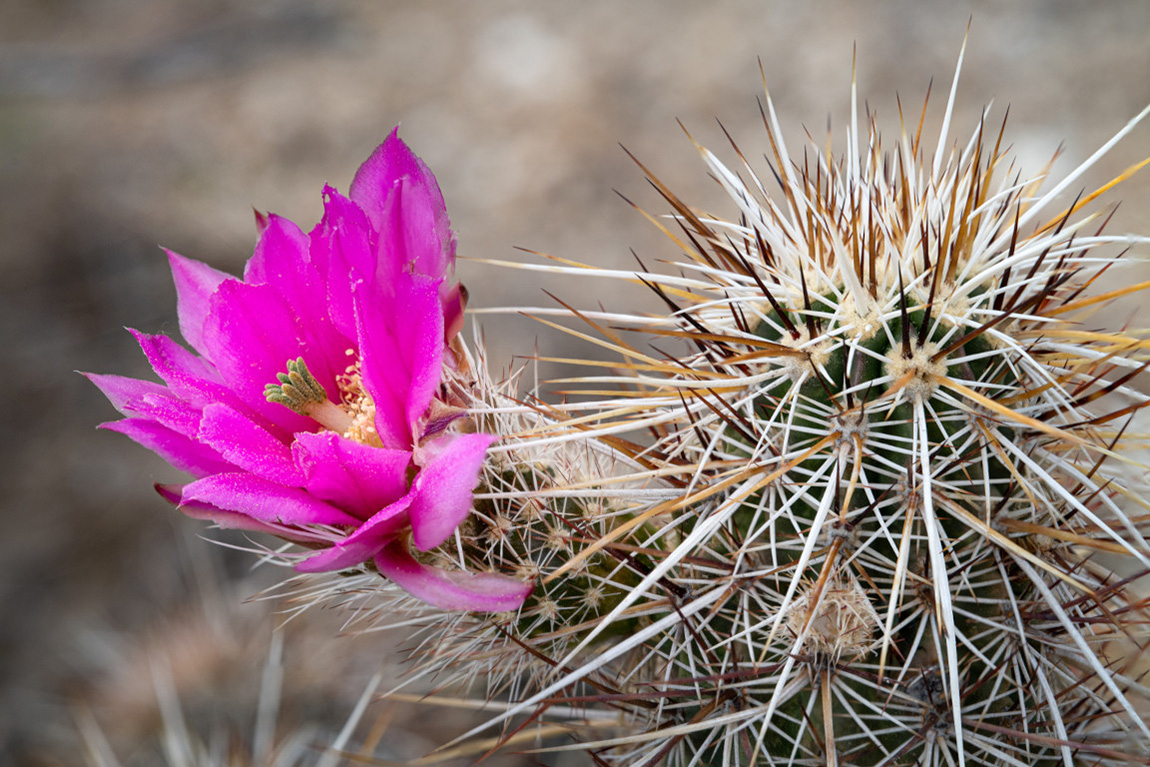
[265,356,381,447]
[334,353,382,447]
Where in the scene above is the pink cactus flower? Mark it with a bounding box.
[86,129,532,612]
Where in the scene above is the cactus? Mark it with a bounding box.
[365,48,1150,766]
[88,40,1150,767]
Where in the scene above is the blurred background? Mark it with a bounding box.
[3,1,1149,764]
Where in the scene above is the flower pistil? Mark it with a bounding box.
[264,357,354,435]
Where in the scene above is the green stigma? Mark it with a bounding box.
[265,357,356,434]
[264,357,328,415]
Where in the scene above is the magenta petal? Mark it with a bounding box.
[131,330,244,414]
[441,282,467,343]
[200,280,320,434]
[310,186,375,340]
[294,495,413,573]
[373,177,446,283]
[167,250,232,357]
[181,473,358,527]
[100,419,234,477]
[154,482,190,506]
[243,215,351,391]
[354,274,444,449]
[374,540,533,612]
[199,403,302,486]
[85,373,201,437]
[349,128,455,280]
[138,393,202,438]
[157,483,290,536]
[408,432,496,552]
[292,431,410,519]
[243,213,308,284]
[84,372,170,415]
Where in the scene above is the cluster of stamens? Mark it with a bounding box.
[335,351,381,447]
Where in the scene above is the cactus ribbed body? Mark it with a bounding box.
[423,53,1150,767]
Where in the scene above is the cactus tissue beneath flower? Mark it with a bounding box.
[86,45,1150,767]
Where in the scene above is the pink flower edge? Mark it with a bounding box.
[376,540,535,612]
